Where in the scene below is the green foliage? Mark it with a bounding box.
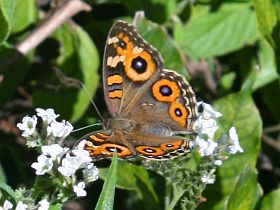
[95,153,118,210]
[0,0,15,44]
[198,92,262,210]
[174,6,259,58]
[258,189,280,210]
[0,0,280,210]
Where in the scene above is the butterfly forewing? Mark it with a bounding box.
[103,21,163,117]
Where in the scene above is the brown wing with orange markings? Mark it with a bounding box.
[121,131,193,159]
[103,21,163,117]
[128,69,198,132]
[78,129,192,160]
[79,130,134,160]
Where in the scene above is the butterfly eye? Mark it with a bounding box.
[118,40,126,49]
[152,79,179,102]
[175,108,182,116]
[124,51,155,82]
[160,85,172,96]
[131,56,147,73]
[169,102,188,127]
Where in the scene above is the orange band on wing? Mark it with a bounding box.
[107,75,123,86]
[89,135,105,143]
[96,132,110,139]
[124,51,155,82]
[108,89,123,99]
[160,140,183,151]
[136,146,164,156]
[86,143,133,158]
[169,102,188,127]
[152,79,180,102]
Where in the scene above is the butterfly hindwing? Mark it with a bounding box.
[80,130,192,160]
[81,130,134,160]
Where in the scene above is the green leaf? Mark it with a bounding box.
[252,39,278,90]
[99,162,159,208]
[227,167,262,210]
[12,0,38,33]
[258,188,280,210]
[175,7,259,58]
[253,0,278,47]
[49,203,63,210]
[0,182,15,201]
[0,0,15,44]
[220,72,236,91]
[70,25,100,122]
[136,19,187,75]
[120,0,176,23]
[0,164,6,183]
[95,153,118,210]
[0,45,32,105]
[33,24,100,122]
[198,92,262,210]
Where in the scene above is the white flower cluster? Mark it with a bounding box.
[17,108,73,144]
[31,141,98,197]
[0,199,49,210]
[16,108,98,200]
[193,102,244,184]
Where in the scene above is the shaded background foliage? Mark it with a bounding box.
[0,0,280,209]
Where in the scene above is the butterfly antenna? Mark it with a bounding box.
[72,123,102,133]
[80,82,105,122]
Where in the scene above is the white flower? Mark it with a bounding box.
[214,160,222,166]
[73,182,87,197]
[41,144,68,161]
[58,153,92,177]
[201,174,215,184]
[0,200,13,210]
[47,120,73,138]
[17,115,37,137]
[38,199,49,210]
[36,108,59,124]
[195,102,222,138]
[15,201,28,210]
[72,148,90,158]
[194,136,218,156]
[198,102,222,119]
[31,154,53,175]
[196,118,219,139]
[77,140,86,150]
[83,163,99,182]
[227,127,243,154]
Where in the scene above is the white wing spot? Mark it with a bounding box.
[132,47,143,54]
[108,36,119,44]
[107,55,126,67]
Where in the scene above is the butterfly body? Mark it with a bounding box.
[80,21,198,160]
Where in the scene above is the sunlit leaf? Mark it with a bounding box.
[12,0,38,33]
[0,0,15,44]
[175,7,259,58]
[258,189,280,210]
[253,0,278,46]
[227,167,262,210]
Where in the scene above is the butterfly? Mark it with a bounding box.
[78,21,198,160]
